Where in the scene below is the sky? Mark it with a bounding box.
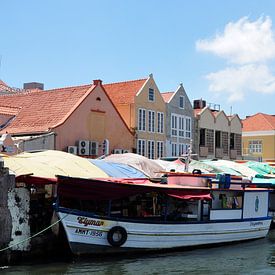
[1,0,275,118]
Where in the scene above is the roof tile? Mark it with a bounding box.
[242,113,275,131]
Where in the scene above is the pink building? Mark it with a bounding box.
[0,80,134,156]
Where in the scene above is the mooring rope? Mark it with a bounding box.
[0,211,68,252]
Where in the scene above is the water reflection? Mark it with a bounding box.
[3,231,275,274]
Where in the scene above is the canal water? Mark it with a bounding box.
[2,230,275,274]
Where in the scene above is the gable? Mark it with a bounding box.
[0,84,94,135]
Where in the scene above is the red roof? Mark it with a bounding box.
[161,92,174,103]
[103,78,147,104]
[0,84,94,135]
[242,113,275,131]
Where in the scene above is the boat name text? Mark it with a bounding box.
[77,217,104,227]
[250,221,263,227]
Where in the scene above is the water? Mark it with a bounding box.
[2,231,275,274]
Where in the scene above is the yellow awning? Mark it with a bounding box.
[1,150,109,179]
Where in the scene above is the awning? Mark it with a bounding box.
[57,176,211,201]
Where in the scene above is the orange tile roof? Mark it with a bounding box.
[0,80,8,87]
[0,84,94,135]
[103,78,147,104]
[161,92,174,103]
[0,105,21,116]
[242,113,275,131]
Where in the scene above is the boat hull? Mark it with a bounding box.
[56,209,272,256]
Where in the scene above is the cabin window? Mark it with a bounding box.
[211,192,243,209]
[149,88,154,101]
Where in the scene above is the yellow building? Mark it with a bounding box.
[242,113,275,161]
[104,74,166,158]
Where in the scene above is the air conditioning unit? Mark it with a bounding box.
[78,140,90,156]
[90,141,99,156]
[113,148,123,154]
[67,146,77,155]
[123,149,130,153]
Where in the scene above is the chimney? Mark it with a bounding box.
[23,82,44,90]
[193,99,206,109]
[93,79,103,86]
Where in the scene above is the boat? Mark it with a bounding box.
[55,174,272,255]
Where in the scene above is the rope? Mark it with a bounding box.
[0,211,68,252]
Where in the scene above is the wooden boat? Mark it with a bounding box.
[55,174,272,255]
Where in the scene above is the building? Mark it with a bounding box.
[194,100,242,160]
[104,74,166,159]
[242,113,275,161]
[0,80,134,156]
[161,83,194,157]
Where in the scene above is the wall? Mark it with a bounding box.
[54,85,134,153]
[0,160,14,262]
[242,134,275,160]
[134,76,166,156]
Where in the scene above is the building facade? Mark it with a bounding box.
[242,113,275,161]
[194,100,242,160]
[104,74,166,159]
[162,84,194,157]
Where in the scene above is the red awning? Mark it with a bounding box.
[57,176,211,201]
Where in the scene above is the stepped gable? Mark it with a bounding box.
[0,84,94,135]
[103,78,147,104]
[242,113,275,131]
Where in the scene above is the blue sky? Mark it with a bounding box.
[1,0,275,118]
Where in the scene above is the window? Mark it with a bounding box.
[157,141,164,158]
[138,108,146,131]
[179,96,184,109]
[249,140,262,153]
[200,128,206,146]
[137,139,146,156]
[215,131,221,148]
[185,117,191,139]
[171,115,178,136]
[230,133,235,149]
[148,110,155,132]
[157,112,164,133]
[178,144,185,156]
[179,117,184,137]
[172,143,177,156]
[149,88,154,101]
[147,140,155,159]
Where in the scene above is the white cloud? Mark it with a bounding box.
[196,16,275,64]
[206,64,275,102]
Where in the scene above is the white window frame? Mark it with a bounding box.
[171,143,177,157]
[179,116,185,137]
[147,140,155,159]
[137,139,146,156]
[149,88,154,102]
[157,141,164,158]
[138,108,146,131]
[171,114,178,137]
[157,112,164,134]
[185,117,191,139]
[249,140,262,153]
[179,96,184,109]
[148,110,155,133]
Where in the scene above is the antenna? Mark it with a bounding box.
[230,106,232,116]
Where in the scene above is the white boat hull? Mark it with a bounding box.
[57,210,271,255]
